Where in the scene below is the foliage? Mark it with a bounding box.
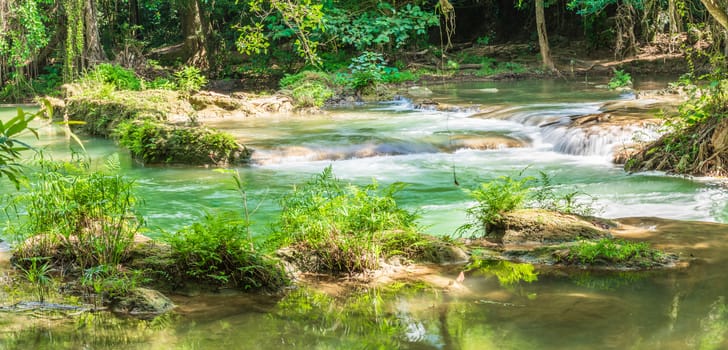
[268,166,429,274]
[324,2,439,52]
[347,51,387,92]
[279,71,334,107]
[116,120,250,166]
[460,173,533,236]
[81,64,143,91]
[239,0,325,65]
[476,59,527,77]
[145,77,176,90]
[459,171,600,236]
[173,66,208,94]
[0,107,38,189]
[564,238,663,265]
[291,82,334,107]
[530,171,598,216]
[80,264,146,303]
[7,156,141,270]
[17,257,54,302]
[165,212,288,290]
[608,69,632,89]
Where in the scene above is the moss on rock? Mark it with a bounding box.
[116,120,251,166]
[487,208,614,245]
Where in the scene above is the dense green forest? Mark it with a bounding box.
[2,0,728,102]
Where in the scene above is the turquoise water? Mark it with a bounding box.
[2,80,728,349]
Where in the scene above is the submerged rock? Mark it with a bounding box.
[110,288,174,318]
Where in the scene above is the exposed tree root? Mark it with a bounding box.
[625,116,728,177]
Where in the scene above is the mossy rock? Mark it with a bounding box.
[63,87,195,136]
[110,287,174,318]
[116,120,251,166]
[488,209,614,245]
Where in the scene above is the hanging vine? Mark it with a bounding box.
[436,0,456,52]
[64,0,85,82]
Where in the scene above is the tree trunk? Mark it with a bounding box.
[535,0,555,71]
[180,0,209,69]
[700,0,728,31]
[84,0,106,67]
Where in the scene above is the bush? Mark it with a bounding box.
[279,71,334,108]
[347,51,386,92]
[116,120,251,165]
[459,174,533,236]
[608,69,632,89]
[82,63,143,91]
[291,81,334,107]
[174,65,208,94]
[269,166,430,274]
[458,171,599,236]
[8,157,141,270]
[165,213,288,290]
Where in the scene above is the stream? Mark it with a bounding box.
[2,78,728,349]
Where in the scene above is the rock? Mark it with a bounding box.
[407,86,432,98]
[111,287,174,318]
[446,134,527,151]
[488,209,614,245]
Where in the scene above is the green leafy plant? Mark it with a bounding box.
[458,173,533,236]
[268,166,430,274]
[530,171,598,216]
[165,212,288,290]
[0,107,38,188]
[608,69,632,89]
[8,156,141,270]
[17,257,54,303]
[173,65,208,94]
[347,51,387,92]
[82,63,143,91]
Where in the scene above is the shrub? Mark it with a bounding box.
[291,81,334,107]
[8,156,141,270]
[347,51,386,92]
[116,120,251,166]
[82,63,143,91]
[165,212,288,290]
[269,166,430,274]
[146,77,176,90]
[174,65,208,94]
[458,171,599,236]
[608,69,632,89]
[459,174,533,236]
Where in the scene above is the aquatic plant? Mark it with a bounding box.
[7,156,141,270]
[17,258,54,303]
[165,212,288,290]
[269,166,433,274]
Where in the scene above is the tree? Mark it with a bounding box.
[700,0,728,31]
[534,0,555,71]
[178,0,210,69]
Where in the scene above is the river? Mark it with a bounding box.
[1,78,727,349]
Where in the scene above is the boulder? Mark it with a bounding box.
[111,287,174,318]
[488,209,614,245]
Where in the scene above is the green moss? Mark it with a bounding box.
[65,88,192,137]
[562,238,666,267]
[116,120,250,166]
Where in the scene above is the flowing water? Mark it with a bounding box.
[2,79,728,349]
